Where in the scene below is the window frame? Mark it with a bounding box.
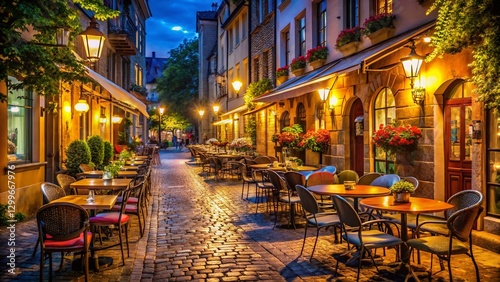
[373,87,396,174]
[7,76,33,164]
[317,0,327,47]
[297,16,306,56]
[344,0,359,29]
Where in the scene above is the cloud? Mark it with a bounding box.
[146,0,216,58]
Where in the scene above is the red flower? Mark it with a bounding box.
[372,124,422,155]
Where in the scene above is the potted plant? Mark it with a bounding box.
[362,13,396,44]
[390,180,415,203]
[87,135,104,169]
[335,26,363,55]
[276,66,290,84]
[103,163,121,180]
[65,140,91,177]
[306,46,329,69]
[290,56,307,76]
[372,123,422,161]
[297,129,331,165]
[119,149,133,161]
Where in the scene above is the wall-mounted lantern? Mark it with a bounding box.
[401,40,424,89]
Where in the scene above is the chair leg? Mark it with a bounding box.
[48,252,53,281]
[118,225,125,265]
[310,227,320,260]
[125,224,130,257]
[357,246,363,282]
[470,251,481,282]
[300,225,308,256]
[40,249,45,282]
[58,251,64,271]
[32,236,39,257]
[241,181,245,199]
[447,256,453,281]
[84,250,89,282]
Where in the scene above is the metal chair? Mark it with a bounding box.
[370,173,400,188]
[295,185,341,259]
[239,163,257,199]
[337,170,359,184]
[36,202,91,282]
[252,169,275,213]
[268,170,301,229]
[319,165,337,174]
[331,194,403,281]
[306,171,336,209]
[254,156,272,164]
[406,190,484,282]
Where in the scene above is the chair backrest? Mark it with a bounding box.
[79,163,94,172]
[238,163,252,181]
[41,182,66,204]
[56,174,77,195]
[319,165,337,174]
[295,185,321,215]
[306,171,336,187]
[370,174,400,188]
[252,169,270,183]
[268,156,278,162]
[446,190,483,242]
[37,202,89,242]
[402,176,419,190]
[283,171,306,192]
[331,194,362,229]
[267,170,286,192]
[357,173,383,185]
[337,170,359,184]
[245,159,257,166]
[254,156,272,164]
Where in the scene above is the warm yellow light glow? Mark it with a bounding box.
[74,99,89,113]
[423,37,431,43]
[159,107,165,115]
[400,42,424,89]
[198,109,205,117]
[232,80,242,92]
[99,113,107,124]
[112,115,123,124]
[213,105,220,114]
[10,106,20,113]
[79,19,106,63]
[330,96,339,108]
[318,88,330,101]
[63,101,71,113]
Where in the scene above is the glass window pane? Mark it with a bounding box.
[465,106,472,160]
[375,90,386,109]
[386,88,395,106]
[7,77,32,163]
[450,107,460,160]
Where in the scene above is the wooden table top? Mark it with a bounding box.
[133,156,149,160]
[121,166,139,171]
[360,196,453,214]
[307,184,391,198]
[125,160,144,166]
[250,164,319,172]
[52,195,118,210]
[82,170,138,178]
[215,154,245,159]
[70,178,132,190]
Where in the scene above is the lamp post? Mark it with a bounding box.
[158,107,165,145]
[79,18,106,64]
[198,109,205,144]
[213,104,219,139]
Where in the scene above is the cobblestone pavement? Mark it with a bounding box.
[1,148,500,281]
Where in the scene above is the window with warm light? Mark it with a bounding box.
[487,109,500,217]
[373,87,396,174]
[7,76,32,163]
[280,111,290,131]
[372,0,393,15]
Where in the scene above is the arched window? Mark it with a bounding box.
[280,111,290,130]
[373,87,396,173]
[297,102,306,132]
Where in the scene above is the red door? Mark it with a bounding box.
[350,99,364,176]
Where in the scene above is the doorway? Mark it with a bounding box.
[444,81,472,200]
[350,99,364,176]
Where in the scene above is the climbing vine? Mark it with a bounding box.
[427,0,500,109]
[243,78,272,110]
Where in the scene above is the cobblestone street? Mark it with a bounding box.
[1,148,500,281]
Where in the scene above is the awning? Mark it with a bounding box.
[85,66,149,117]
[254,21,435,103]
[243,102,276,116]
[221,104,247,117]
[213,119,233,125]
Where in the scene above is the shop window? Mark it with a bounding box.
[7,76,32,163]
[371,0,392,15]
[280,111,290,130]
[297,102,306,131]
[487,110,500,217]
[373,87,396,173]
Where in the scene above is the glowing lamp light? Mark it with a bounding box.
[99,113,107,124]
[10,106,20,113]
[213,105,220,114]
[159,107,165,115]
[79,18,106,63]
[63,101,71,113]
[400,41,424,89]
[74,99,89,114]
[232,80,242,92]
[329,96,339,109]
[112,115,123,124]
[198,109,205,118]
[318,88,330,102]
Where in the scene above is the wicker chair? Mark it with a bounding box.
[36,202,91,282]
[295,185,341,259]
[79,164,94,172]
[407,190,484,281]
[254,156,272,164]
[331,195,402,281]
[56,174,77,195]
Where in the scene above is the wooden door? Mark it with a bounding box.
[350,99,364,176]
[445,98,472,200]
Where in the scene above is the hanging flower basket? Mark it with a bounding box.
[335,26,362,55]
[290,56,306,76]
[372,123,422,164]
[306,46,328,69]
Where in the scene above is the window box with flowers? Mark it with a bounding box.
[290,56,307,76]
[335,26,363,56]
[230,137,253,153]
[276,66,289,84]
[372,124,422,175]
[362,13,396,44]
[298,129,331,164]
[306,46,329,69]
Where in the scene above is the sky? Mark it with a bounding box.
[146,0,218,58]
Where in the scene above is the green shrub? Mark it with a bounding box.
[244,78,272,110]
[103,141,113,165]
[66,140,91,177]
[87,135,104,167]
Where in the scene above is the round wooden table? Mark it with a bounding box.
[360,196,453,264]
[307,184,391,211]
[249,164,319,172]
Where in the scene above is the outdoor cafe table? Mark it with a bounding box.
[51,194,118,271]
[121,165,139,171]
[249,164,320,172]
[359,196,453,266]
[70,178,132,193]
[307,184,391,212]
[82,170,138,178]
[125,160,144,166]
[133,155,149,160]
[215,154,245,160]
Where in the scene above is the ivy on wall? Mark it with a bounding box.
[244,78,272,110]
[427,0,500,110]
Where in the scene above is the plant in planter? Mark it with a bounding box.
[119,149,133,161]
[65,140,91,177]
[335,26,363,49]
[306,46,329,68]
[276,66,289,78]
[290,56,307,75]
[87,135,104,168]
[390,180,416,203]
[103,141,113,166]
[362,13,395,36]
[103,162,121,180]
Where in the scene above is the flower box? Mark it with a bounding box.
[335,26,362,52]
[306,46,328,69]
[277,75,289,85]
[363,13,395,44]
[366,26,395,44]
[291,68,305,77]
[290,56,306,73]
[372,124,422,157]
[337,41,360,56]
[309,59,326,70]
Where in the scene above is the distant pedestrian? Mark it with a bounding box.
[173,135,178,149]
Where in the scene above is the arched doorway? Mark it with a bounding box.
[444,80,472,200]
[350,98,364,176]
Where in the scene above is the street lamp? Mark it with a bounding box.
[158,107,165,145]
[232,80,242,96]
[79,18,106,64]
[213,104,220,139]
[400,40,424,89]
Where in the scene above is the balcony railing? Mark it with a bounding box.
[108,14,137,55]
